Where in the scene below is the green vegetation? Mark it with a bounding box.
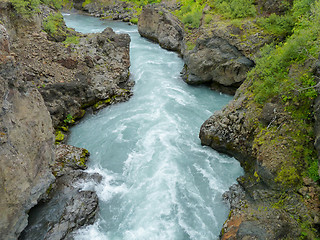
[43,12,64,34]
[130,17,138,24]
[55,130,65,144]
[174,0,204,28]
[247,0,320,184]
[257,13,295,38]
[249,0,319,104]
[63,114,75,124]
[10,0,64,17]
[82,0,91,7]
[63,35,80,47]
[213,0,256,19]
[10,0,40,17]
[186,41,196,50]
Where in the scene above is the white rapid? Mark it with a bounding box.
[64,13,243,240]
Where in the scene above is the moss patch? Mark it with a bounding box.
[55,130,65,144]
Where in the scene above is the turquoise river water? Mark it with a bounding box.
[64,13,243,240]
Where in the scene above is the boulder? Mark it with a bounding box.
[138,5,184,52]
[182,36,254,88]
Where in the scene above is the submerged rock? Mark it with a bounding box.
[138,5,184,53]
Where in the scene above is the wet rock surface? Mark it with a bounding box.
[138,5,184,53]
[20,144,101,240]
[221,181,312,239]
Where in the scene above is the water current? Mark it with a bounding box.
[64,13,244,240]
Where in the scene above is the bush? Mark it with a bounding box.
[10,0,40,17]
[174,0,204,28]
[249,0,320,105]
[63,36,80,47]
[182,8,202,28]
[130,18,138,24]
[43,12,64,34]
[213,0,256,19]
[204,14,213,24]
[257,13,295,38]
[10,0,64,17]
[82,0,91,8]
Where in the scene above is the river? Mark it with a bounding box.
[64,13,243,240]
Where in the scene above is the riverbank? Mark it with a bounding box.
[0,2,133,238]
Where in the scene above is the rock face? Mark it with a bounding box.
[0,25,55,239]
[138,5,184,52]
[12,26,132,127]
[182,37,254,88]
[20,144,101,240]
[200,76,320,238]
[0,24,10,61]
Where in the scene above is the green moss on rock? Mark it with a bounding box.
[55,130,64,144]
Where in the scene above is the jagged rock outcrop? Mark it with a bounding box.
[256,0,293,15]
[138,5,184,52]
[0,25,55,239]
[200,73,320,239]
[182,16,273,93]
[11,26,132,127]
[20,144,101,240]
[182,36,254,90]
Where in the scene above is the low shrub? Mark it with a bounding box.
[213,0,256,19]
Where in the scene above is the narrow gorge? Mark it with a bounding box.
[1,0,320,239]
